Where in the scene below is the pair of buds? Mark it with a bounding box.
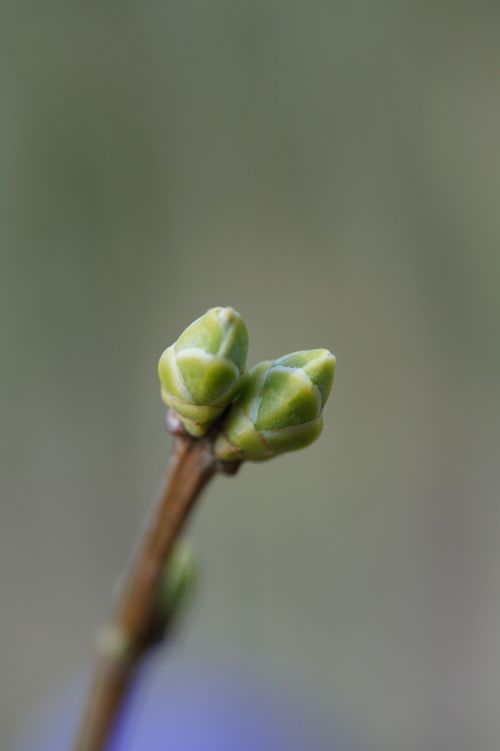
[158,307,336,462]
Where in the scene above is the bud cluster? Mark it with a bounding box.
[158,307,335,461]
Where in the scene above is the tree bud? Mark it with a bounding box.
[158,307,249,436]
[215,349,335,461]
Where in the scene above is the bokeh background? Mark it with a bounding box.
[2,3,500,750]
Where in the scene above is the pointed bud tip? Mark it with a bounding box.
[275,348,335,367]
[215,306,237,325]
[275,349,335,406]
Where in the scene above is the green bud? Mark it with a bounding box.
[214,349,335,461]
[157,540,197,623]
[158,307,249,436]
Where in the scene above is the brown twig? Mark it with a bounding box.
[73,414,224,751]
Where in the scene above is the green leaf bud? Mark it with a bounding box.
[214,349,335,461]
[158,307,249,436]
[157,540,197,624]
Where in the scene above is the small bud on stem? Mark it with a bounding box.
[157,540,197,624]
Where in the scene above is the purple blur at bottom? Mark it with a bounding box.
[12,652,359,751]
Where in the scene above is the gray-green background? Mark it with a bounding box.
[1,3,500,750]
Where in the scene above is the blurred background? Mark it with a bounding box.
[1,2,500,750]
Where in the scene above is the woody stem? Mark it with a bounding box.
[73,426,217,751]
